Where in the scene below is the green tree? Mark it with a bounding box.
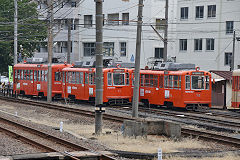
[0,0,47,73]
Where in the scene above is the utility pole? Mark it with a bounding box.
[95,0,104,135]
[67,19,71,64]
[47,0,54,103]
[231,30,236,71]
[14,0,18,65]
[132,0,143,118]
[163,0,168,62]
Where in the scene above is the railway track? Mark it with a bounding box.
[109,105,240,132]
[0,95,240,149]
[0,115,116,160]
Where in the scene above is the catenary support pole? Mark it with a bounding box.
[47,0,54,103]
[231,30,236,71]
[95,0,104,135]
[163,0,168,62]
[67,19,71,64]
[14,0,18,65]
[132,0,144,118]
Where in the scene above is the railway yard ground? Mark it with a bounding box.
[0,96,240,160]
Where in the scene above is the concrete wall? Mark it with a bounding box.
[123,119,181,139]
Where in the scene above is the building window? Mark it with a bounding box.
[155,48,163,59]
[180,7,188,19]
[71,2,77,7]
[226,21,234,34]
[122,13,129,25]
[83,43,95,56]
[120,42,127,57]
[208,5,216,18]
[156,19,166,30]
[225,52,232,66]
[103,42,114,56]
[196,6,204,19]
[84,15,92,28]
[179,39,187,51]
[206,38,214,51]
[194,39,202,51]
[108,13,119,25]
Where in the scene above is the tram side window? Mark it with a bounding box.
[173,75,178,89]
[37,71,40,81]
[23,70,26,80]
[185,75,190,90]
[159,75,163,88]
[237,76,240,90]
[164,75,168,88]
[132,73,135,86]
[140,74,144,87]
[76,72,80,84]
[15,70,17,79]
[21,70,23,80]
[55,72,61,81]
[41,70,44,81]
[17,70,20,80]
[205,76,209,89]
[145,74,150,86]
[179,76,181,89]
[80,72,83,84]
[68,72,72,83]
[126,73,129,85]
[34,71,37,81]
[62,72,65,83]
[30,70,33,81]
[107,73,112,86]
[85,73,88,84]
[72,72,76,84]
[27,70,30,80]
[43,70,46,82]
[153,75,158,87]
[169,75,173,88]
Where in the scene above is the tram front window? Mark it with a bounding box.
[192,76,204,90]
[113,73,125,86]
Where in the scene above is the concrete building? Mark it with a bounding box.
[77,0,172,68]
[34,0,240,71]
[168,0,240,71]
[34,0,177,68]
[34,0,81,62]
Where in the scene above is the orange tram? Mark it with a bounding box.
[139,66,212,110]
[13,63,72,98]
[13,61,212,109]
[62,66,134,104]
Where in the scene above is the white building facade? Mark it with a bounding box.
[34,0,171,67]
[168,0,240,71]
[34,0,81,62]
[77,0,171,68]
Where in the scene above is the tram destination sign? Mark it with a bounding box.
[192,72,204,75]
[114,69,124,73]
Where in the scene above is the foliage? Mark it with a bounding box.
[0,0,47,73]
